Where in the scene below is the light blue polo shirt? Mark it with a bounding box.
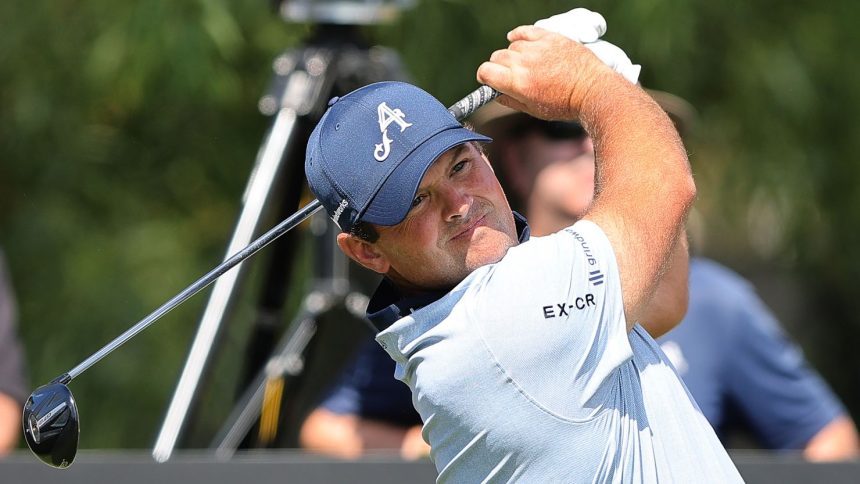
[376,220,743,483]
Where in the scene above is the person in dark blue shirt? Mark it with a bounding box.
[659,257,857,458]
[300,336,426,458]
[299,95,859,461]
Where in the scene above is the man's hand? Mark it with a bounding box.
[535,8,641,84]
[300,408,430,460]
[477,8,642,121]
[804,415,860,462]
[583,41,641,84]
[534,8,606,43]
[477,27,619,121]
[400,424,431,460]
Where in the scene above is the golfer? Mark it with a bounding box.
[304,23,744,483]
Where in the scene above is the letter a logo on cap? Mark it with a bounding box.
[374,102,412,162]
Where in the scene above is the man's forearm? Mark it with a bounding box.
[803,415,860,462]
[0,393,21,454]
[299,408,428,459]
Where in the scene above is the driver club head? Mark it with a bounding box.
[22,382,79,468]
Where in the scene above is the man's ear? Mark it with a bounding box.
[336,232,390,274]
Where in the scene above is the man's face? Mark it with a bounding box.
[525,132,596,221]
[493,126,595,236]
[369,142,518,293]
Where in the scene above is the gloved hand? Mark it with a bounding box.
[534,8,606,43]
[582,40,641,84]
[534,8,641,84]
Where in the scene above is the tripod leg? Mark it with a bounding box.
[216,30,411,454]
[152,44,340,462]
[151,106,300,463]
[211,292,326,459]
[211,286,371,457]
[234,138,310,400]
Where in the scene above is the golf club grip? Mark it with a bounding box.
[448,85,500,121]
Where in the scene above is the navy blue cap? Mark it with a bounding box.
[305,81,491,233]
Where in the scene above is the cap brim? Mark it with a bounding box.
[361,126,491,227]
[644,89,697,138]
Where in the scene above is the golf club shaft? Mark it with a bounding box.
[60,84,499,383]
[65,200,323,381]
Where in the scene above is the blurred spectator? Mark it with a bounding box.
[660,256,859,460]
[298,92,859,461]
[0,248,28,454]
[299,336,427,459]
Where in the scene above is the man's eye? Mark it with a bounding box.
[452,160,468,173]
[411,194,426,208]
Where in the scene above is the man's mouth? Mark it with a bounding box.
[451,214,488,241]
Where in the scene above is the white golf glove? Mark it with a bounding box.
[534,8,641,84]
[583,41,641,84]
[534,8,606,43]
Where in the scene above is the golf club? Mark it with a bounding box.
[22,84,500,468]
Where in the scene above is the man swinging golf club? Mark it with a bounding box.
[304,9,743,483]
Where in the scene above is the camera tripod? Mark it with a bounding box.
[21,2,500,466]
[151,22,409,461]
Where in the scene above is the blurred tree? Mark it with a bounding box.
[0,0,307,448]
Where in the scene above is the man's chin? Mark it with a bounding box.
[464,230,517,270]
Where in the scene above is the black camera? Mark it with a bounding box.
[278,0,416,25]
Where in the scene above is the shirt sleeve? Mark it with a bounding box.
[725,287,844,450]
[0,250,28,405]
[319,337,422,427]
[470,220,632,419]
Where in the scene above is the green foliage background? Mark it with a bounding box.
[2,0,859,449]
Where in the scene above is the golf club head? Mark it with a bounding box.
[22,381,79,468]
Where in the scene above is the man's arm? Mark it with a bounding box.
[0,393,20,453]
[526,149,690,337]
[298,341,429,459]
[477,27,694,329]
[299,408,429,459]
[804,415,860,461]
[638,234,690,338]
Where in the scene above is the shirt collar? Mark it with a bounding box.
[366,212,531,332]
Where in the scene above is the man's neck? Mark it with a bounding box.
[366,211,531,332]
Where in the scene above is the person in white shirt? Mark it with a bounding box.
[303,14,742,482]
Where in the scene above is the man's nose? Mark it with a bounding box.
[441,186,471,222]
